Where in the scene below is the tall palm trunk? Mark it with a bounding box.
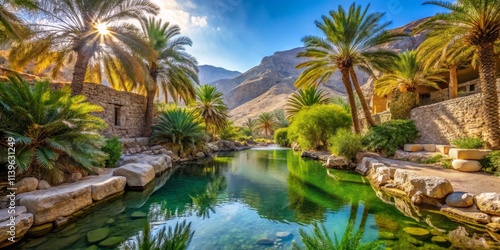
[341,69,361,133]
[350,68,375,127]
[71,51,91,95]
[477,43,500,149]
[144,85,157,137]
[449,65,458,99]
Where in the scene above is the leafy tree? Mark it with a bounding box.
[9,0,159,95]
[151,108,206,156]
[139,17,199,136]
[286,87,330,120]
[296,3,404,133]
[288,104,351,150]
[0,0,36,44]
[422,0,500,149]
[120,220,194,250]
[0,75,107,181]
[256,112,277,138]
[194,85,228,134]
[374,51,447,118]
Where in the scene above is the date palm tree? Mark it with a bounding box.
[242,118,258,137]
[296,3,404,133]
[0,0,36,44]
[286,87,330,120]
[256,112,277,138]
[422,0,500,148]
[9,0,159,95]
[139,17,199,136]
[194,85,228,135]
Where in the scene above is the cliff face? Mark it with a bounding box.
[198,65,241,85]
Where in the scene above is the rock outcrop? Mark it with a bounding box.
[0,207,33,248]
[113,163,155,189]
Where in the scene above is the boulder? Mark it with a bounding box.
[411,191,442,207]
[448,148,491,160]
[486,223,500,233]
[17,184,92,225]
[475,192,500,216]
[493,217,500,223]
[371,166,391,187]
[135,137,150,146]
[216,140,236,151]
[356,157,379,175]
[113,163,155,188]
[445,192,474,208]
[422,144,436,152]
[14,177,38,194]
[404,144,423,152]
[324,155,349,169]
[0,213,33,248]
[87,228,110,243]
[195,152,205,158]
[436,145,452,154]
[0,206,27,223]
[150,145,163,151]
[69,172,82,182]
[440,205,491,224]
[90,176,126,201]
[395,170,453,199]
[37,180,51,190]
[451,159,482,172]
[137,155,171,175]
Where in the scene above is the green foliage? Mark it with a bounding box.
[480,151,500,176]
[286,87,330,120]
[151,108,206,156]
[331,96,350,112]
[256,112,277,138]
[288,104,351,150]
[254,138,273,144]
[328,128,363,161]
[421,154,444,164]
[274,128,290,147]
[389,90,418,120]
[451,137,484,149]
[0,76,107,178]
[273,109,290,128]
[120,220,194,250]
[195,85,228,134]
[242,118,258,138]
[293,221,383,250]
[218,122,241,141]
[101,137,123,168]
[362,120,419,157]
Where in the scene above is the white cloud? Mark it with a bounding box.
[151,0,208,31]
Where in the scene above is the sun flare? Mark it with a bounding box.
[96,22,109,35]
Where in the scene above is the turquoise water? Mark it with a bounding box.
[14,148,497,249]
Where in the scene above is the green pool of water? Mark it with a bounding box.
[14,148,498,249]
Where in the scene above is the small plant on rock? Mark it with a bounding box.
[451,137,484,149]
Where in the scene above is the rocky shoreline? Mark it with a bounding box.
[1,139,252,248]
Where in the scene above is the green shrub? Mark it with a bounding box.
[254,138,273,144]
[451,137,484,149]
[288,104,351,150]
[218,121,241,141]
[101,137,123,168]
[0,76,107,180]
[274,128,289,147]
[328,128,363,161]
[421,154,444,164]
[480,151,500,176]
[362,119,419,157]
[151,108,206,156]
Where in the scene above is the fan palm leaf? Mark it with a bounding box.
[286,87,330,120]
[194,85,228,135]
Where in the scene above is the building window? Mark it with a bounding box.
[469,84,475,92]
[114,105,121,126]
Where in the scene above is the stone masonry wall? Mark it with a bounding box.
[410,93,494,144]
[53,82,146,138]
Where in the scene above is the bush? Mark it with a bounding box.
[151,108,206,156]
[480,151,500,176]
[101,137,123,167]
[328,128,363,161]
[218,121,241,141]
[274,128,289,147]
[254,138,273,144]
[288,104,351,150]
[451,137,484,149]
[0,76,107,180]
[362,120,419,157]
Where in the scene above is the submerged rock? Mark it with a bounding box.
[256,238,274,245]
[431,236,450,247]
[379,231,396,240]
[131,211,148,218]
[276,231,293,239]
[98,236,124,248]
[403,227,431,240]
[87,228,110,243]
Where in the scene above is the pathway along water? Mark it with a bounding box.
[12,148,499,249]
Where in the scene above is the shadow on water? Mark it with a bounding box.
[13,149,500,250]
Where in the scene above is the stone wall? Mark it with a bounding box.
[54,82,146,138]
[411,93,493,144]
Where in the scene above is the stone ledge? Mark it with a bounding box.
[448,148,491,160]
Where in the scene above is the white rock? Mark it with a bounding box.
[475,193,500,216]
[113,163,155,188]
[452,159,482,172]
[446,192,475,208]
[90,176,127,201]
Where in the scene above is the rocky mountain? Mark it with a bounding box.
[224,18,429,125]
[198,65,241,85]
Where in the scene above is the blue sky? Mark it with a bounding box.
[152,0,446,73]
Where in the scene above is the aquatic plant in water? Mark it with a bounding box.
[120,220,194,250]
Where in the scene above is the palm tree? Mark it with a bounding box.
[286,87,330,119]
[9,0,159,95]
[273,109,290,128]
[422,0,500,148]
[256,112,276,138]
[194,85,228,134]
[242,118,258,137]
[375,50,447,101]
[0,0,36,44]
[296,3,404,133]
[140,17,199,136]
